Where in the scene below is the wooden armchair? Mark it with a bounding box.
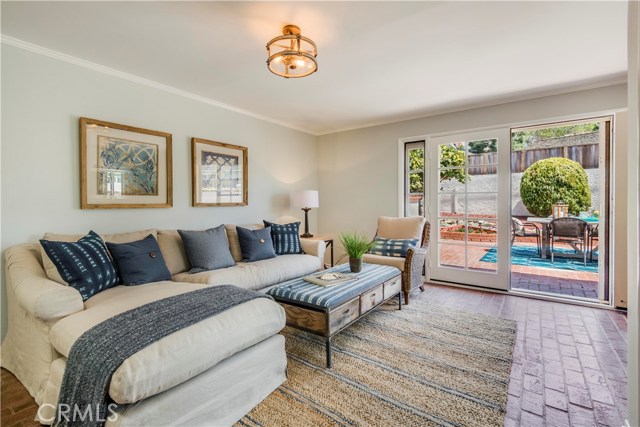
[363,216,431,305]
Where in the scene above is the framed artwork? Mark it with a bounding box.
[192,138,248,206]
[80,118,173,209]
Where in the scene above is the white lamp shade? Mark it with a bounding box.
[291,190,319,209]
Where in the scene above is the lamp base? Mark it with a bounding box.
[301,207,313,239]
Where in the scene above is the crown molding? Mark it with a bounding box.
[0,35,319,136]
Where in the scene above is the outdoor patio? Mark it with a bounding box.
[439,242,599,300]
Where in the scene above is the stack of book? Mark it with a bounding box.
[304,272,358,287]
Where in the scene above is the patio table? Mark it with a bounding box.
[527,216,599,259]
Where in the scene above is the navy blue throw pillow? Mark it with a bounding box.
[106,234,172,285]
[178,225,235,273]
[237,226,277,262]
[40,231,119,301]
[263,220,303,255]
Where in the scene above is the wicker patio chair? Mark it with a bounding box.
[589,224,599,261]
[549,217,589,266]
[363,216,431,305]
[511,217,542,256]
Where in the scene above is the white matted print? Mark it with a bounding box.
[192,138,248,206]
[81,118,172,209]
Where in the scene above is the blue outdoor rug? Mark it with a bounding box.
[480,246,598,273]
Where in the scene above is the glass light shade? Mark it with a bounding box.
[266,26,317,78]
[291,190,319,209]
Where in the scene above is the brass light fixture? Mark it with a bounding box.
[266,25,317,78]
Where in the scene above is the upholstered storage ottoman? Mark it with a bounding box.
[267,263,401,368]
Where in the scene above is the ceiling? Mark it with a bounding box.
[1,1,628,135]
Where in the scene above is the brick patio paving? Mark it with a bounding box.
[438,243,600,300]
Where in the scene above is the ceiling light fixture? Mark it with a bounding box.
[266,25,317,79]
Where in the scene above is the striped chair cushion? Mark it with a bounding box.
[263,220,303,255]
[369,237,419,258]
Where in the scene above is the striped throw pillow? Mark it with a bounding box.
[369,237,419,258]
[264,220,303,255]
[40,231,119,300]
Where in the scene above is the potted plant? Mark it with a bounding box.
[339,232,373,273]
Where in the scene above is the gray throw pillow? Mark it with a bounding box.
[237,226,277,262]
[178,225,235,273]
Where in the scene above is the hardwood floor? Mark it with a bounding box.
[1,283,627,426]
[1,365,39,426]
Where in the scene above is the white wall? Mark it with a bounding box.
[0,45,318,337]
[318,84,628,285]
[626,1,639,424]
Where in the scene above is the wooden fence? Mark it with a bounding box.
[467,143,599,175]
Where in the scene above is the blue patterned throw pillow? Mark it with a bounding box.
[263,220,303,255]
[369,237,419,258]
[40,231,119,301]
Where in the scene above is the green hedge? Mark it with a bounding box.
[520,157,591,217]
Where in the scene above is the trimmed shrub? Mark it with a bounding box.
[520,157,591,217]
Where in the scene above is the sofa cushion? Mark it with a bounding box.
[369,237,418,257]
[40,231,119,300]
[41,229,158,284]
[377,216,426,241]
[107,235,172,285]
[225,224,264,262]
[157,230,190,275]
[264,220,303,255]
[172,254,322,290]
[49,281,286,404]
[237,227,277,262]
[178,226,235,273]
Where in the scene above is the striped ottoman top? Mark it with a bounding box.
[267,263,400,309]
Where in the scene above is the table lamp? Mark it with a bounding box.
[291,190,319,237]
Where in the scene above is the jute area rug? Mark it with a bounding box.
[237,299,517,427]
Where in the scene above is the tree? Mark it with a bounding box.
[468,139,497,154]
[520,157,592,216]
[439,144,467,184]
[407,144,468,195]
[408,148,424,193]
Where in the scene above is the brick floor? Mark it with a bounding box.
[420,284,627,425]
[1,283,627,426]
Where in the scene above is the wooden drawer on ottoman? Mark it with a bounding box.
[384,277,402,299]
[360,284,384,314]
[281,303,327,334]
[329,298,360,334]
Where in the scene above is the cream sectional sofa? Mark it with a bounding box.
[2,225,325,426]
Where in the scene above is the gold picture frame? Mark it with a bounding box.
[192,138,248,207]
[80,117,173,209]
